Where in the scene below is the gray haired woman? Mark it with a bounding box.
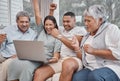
[72,5,120,81]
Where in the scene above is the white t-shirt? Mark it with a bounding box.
[84,35,100,70]
[60,26,87,58]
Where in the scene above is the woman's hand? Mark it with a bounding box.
[48,57,58,63]
[10,54,17,58]
[83,44,95,54]
[50,3,57,11]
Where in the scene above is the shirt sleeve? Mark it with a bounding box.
[36,23,44,34]
[105,24,120,60]
[74,26,87,36]
[34,22,44,39]
[54,39,62,53]
[30,17,43,34]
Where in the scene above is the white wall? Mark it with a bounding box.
[10,0,23,25]
[53,0,60,26]
[0,0,9,27]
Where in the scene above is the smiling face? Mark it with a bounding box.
[63,16,75,31]
[16,16,30,33]
[84,16,102,35]
[44,19,55,34]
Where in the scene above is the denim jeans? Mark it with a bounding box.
[72,67,120,81]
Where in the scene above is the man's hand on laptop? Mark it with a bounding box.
[10,54,17,58]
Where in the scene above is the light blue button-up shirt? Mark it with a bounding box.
[0,25,37,58]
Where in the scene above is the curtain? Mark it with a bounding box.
[39,0,53,21]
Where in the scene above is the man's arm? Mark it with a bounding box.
[51,28,82,50]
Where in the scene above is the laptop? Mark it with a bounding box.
[13,40,48,63]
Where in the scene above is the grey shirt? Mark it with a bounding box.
[37,26,61,59]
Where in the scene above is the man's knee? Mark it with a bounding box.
[34,68,41,77]
[62,58,78,72]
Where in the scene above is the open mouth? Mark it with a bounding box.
[46,28,52,33]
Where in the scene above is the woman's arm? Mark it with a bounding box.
[48,52,60,63]
[83,44,117,60]
[49,3,57,16]
[33,1,57,26]
[32,0,42,26]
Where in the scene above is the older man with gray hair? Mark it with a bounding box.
[72,4,120,81]
[0,11,37,81]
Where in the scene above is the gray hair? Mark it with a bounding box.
[16,11,30,21]
[83,5,107,22]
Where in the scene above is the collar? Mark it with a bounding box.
[94,21,110,37]
[81,22,110,47]
[15,25,30,33]
[85,21,110,38]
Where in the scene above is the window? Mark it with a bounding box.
[59,0,120,28]
[0,0,120,29]
[0,0,23,29]
[23,0,35,30]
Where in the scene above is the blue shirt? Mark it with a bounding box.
[0,25,37,58]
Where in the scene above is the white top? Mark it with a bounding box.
[84,35,100,69]
[60,26,87,58]
[81,22,120,79]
